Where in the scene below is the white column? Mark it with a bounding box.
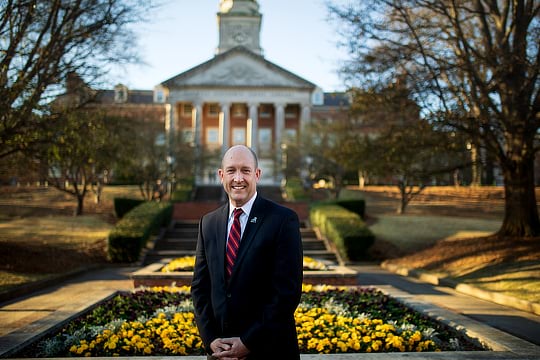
[165,102,176,152]
[165,103,176,190]
[301,104,311,125]
[192,102,203,147]
[220,102,230,156]
[274,103,285,150]
[274,103,285,183]
[248,103,259,152]
[192,102,203,183]
[165,103,174,133]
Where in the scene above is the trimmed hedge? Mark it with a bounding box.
[310,204,354,235]
[108,201,173,263]
[310,202,375,262]
[326,217,375,261]
[336,199,366,219]
[114,197,145,219]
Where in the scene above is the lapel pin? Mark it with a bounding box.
[250,217,257,223]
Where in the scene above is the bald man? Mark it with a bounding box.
[191,145,303,360]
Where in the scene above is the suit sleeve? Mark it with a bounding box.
[190,216,219,353]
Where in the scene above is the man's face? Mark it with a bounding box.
[219,147,261,207]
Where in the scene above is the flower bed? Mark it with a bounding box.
[131,256,358,287]
[16,285,487,357]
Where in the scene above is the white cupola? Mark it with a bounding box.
[216,0,263,55]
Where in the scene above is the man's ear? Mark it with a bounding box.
[218,169,224,182]
[255,168,261,181]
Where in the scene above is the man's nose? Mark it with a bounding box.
[233,171,243,181]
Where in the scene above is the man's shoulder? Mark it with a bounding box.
[256,196,297,217]
[201,202,227,220]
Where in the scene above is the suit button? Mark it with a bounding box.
[226,293,232,298]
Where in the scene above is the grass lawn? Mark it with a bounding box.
[342,186,540,304]
[0,215,113,292]
[0,185,141,293]
[368,214,500,252]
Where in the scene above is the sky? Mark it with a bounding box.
[110,0,349,92]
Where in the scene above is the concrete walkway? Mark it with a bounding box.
[1,264,539,359]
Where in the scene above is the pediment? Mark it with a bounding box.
[162,47,316,89]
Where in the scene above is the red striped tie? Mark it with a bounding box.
[226,208,243,279]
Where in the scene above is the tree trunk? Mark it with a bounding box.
[397,183,409,214]
[498,156,540,237]
[75,194,84,216]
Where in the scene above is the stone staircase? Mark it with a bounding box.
[143,220,340,266]
[143,221,198,265]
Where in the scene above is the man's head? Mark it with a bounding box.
[219,145,261,207]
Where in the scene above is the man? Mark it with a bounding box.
[191,145,303,360]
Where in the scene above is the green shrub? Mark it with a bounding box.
[336,199,366,219]
[309,202,375,262]
[326,217,375,261]
[309,203,353,235]
[114,197,145,219]
[108,202,173,263]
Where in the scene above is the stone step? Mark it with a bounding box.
[143,250,196,265]
[165,230,198,238]
[173,221,199,229]
[303,250,339,263]
[302,239,327,250]
[153,239,197,251]
[301,228,316,236]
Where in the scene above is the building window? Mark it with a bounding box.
[232,104,246,117]
[208,104,219,117]
[285,106,298,118]
[258,128,272,154]
[232,127,246,145]
[154,90,164,103]
[182,129,194,143]
[155,133,166,146]
[259,104,272,118]
[182,103,193,116]
[207,127,219,144]
[284,128,297,142]
[114,84,128,103]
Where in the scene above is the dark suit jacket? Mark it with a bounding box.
[191,195,303,360]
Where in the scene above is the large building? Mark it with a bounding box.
[105,0,347,187]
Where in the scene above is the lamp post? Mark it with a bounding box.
[280,143,288,187]
[166,155,175,198]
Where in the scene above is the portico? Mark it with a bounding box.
[162,85,313,185]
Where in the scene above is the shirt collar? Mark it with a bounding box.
[228,191,257,219]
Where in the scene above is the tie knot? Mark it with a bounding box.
[233,208,243,218]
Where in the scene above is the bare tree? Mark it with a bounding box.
[361,120,470,213]
[41,109,116,215]
[0,0,151,159]
[328,0,540,236]
[344,84,470,213]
